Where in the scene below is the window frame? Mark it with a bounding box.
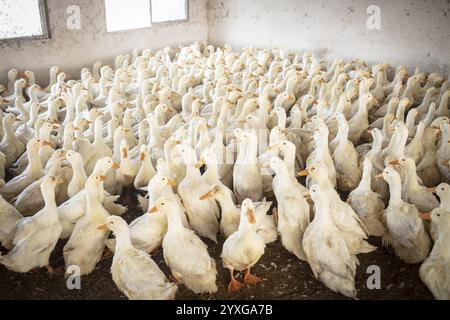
[0,0,50,43]
[149,0,189,25]
[103,0,189,34]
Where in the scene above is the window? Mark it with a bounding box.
[151,0,188,23]
[0,0,49,41]
[104,0,188,32]
[105,0,151,32]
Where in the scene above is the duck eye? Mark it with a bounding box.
[437,213,441,217]
[161,203,165,206]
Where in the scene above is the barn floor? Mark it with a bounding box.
[0,192,434,300]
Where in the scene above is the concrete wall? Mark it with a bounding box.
[207,0,450,76]
[0,0,207,84]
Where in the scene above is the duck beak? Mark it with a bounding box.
[166,179,177,187]
[97,223,108,231]
[140,152,145,161]
[174,140,181,145]
[122,148,128,158]
[199,191,213,200]
[426,187,437,193]
[366,129,373,134]
[374,174,383,179]
[99,175,107,181]
[148,206,158,214]
[56,177,64,184]
[43,140,53,146]
[297,170,308,177]
[112,162,120,169]
[389,159,399,165]
[124,128,130,133]
[195,159,205,169]
[246,208,256,224]
[267,144,277,151]
[73,126,79,131]
[442,160,450,166]
[420,213,431,221]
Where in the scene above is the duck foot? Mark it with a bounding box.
[228,269,243,293]
[244,268,261,285]
[228,278,243,293]
[45,265,56,274]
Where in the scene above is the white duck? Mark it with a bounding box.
[63,174,111,276]
[98,216,177,300]
[398,156,439,213]
[270,156,310,260]
[233,129,263,203]
[152,197,218,294]
[0,113,25,167]
[347,158,386,237]
[0,191,23,250]
[379,167,431,264]
[418,183,450,299]
[0,176,62,273]
[0,138,48,202]
[176,144,219,243]
[331,113,361,192]
[303,184,358,298]
[200,184,277,243]
[221,199,266,292]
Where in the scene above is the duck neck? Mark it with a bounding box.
[71,160,87,185]
[42,185,57,213]
[114,228,134,252]
[358,165,372,191]
[3,120,17,142]
[387,176,403,204]
[166,207,184,231]
[437,92,450,114]
[185,163,201,180]
[27,146,44,175]
[403,164,420,191]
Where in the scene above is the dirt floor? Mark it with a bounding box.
[0,191,434,300]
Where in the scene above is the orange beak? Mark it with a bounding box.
[99,175,107,181]
[442,160,450,166]
[140,152,145,161]
[426,187,437,193]
[195,159,205,169]
[166,179,177,187]
[122,148,128,158]
[246,208,256,224]
[112,162,120,169]
[199,191,213,200]
[389,159,399,165]
[420,213,431,221]
[297,170,308,177]
[97,223,108,230]
[43,140,53,146]
[148,206,158,214]
[374,174,383,179]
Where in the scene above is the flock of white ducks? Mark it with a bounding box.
[0,43,449,300]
